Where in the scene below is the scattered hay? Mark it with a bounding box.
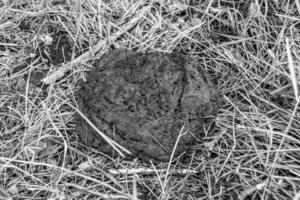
[0,0,300,199]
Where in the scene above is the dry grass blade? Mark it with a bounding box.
[286,38,299,102]
[108,168,197,175]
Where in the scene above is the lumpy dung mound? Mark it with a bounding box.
[76,49,220,162]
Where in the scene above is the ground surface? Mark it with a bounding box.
[0,0,300,199]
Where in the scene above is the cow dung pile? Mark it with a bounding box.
[76,49,220,162]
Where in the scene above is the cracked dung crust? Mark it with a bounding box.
[76,49,220,162]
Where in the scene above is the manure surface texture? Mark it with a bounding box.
[76,49,220,162]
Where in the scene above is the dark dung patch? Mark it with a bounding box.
[76,49,220,162]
